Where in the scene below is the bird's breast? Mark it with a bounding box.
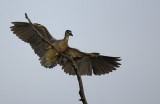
[55,41,68,52]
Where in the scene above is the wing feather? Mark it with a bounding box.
[60,47,121,76]
[11,22,121,74]
[11,22,56,57]
[11,22,59,68]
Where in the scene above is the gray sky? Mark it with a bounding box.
[0,0,160,104]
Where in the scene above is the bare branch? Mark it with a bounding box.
[63,55,88,104]
[25,13,88,104]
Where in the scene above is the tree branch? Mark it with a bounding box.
[25,13,88,104]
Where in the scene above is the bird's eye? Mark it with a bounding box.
[66,30,72,34]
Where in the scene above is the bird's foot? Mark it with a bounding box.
[54,51,62,57]
[45,46,52,50]
[42,37,46,39]
[55,52,59,56]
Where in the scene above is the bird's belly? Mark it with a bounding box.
[54,42,68,52]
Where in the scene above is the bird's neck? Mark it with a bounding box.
[63,35,69,42]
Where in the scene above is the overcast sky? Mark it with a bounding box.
[0,0,160,104]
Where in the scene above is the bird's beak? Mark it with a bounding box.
[70,33,73,36]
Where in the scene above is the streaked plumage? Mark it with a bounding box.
[11,22,121,76]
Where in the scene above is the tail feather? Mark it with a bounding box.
[39,49,59,68]
[39,56,58,68]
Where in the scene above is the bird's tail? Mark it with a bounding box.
[39,49,59,68]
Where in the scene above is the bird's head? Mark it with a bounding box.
[65,30,73,37]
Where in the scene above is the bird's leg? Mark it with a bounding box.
[41,28,52,50]
[42,37,52,50]
[42,27,48,40]
[42,37,49,50]
[44,43,52,50]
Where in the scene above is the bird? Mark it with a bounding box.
[10,21,121,76]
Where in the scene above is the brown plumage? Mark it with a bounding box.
[10,22,121,76]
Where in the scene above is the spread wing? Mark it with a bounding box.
[11,22,121,74]
[10,22,56,57]
[59,47,121,76]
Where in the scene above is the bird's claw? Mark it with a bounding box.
[44,46,52,50]
[42,37,46,39]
